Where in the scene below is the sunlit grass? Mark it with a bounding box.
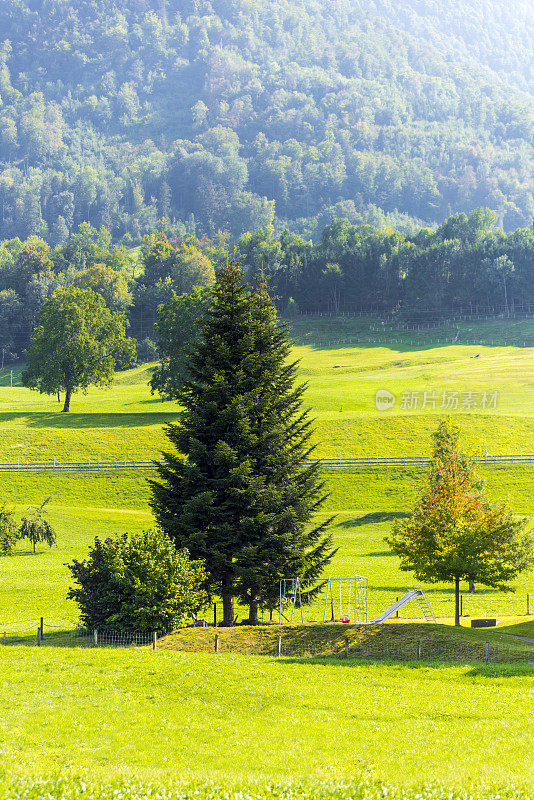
[0,317,532,462]
[1,465,533,635]
[1,648,534,794]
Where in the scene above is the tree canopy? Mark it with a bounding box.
[386,420,534,625]
[0,0,532,243]
[22,286,135,411]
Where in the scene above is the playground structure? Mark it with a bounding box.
[279,578,436,624]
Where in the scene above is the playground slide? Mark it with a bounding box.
[368,588,426,624]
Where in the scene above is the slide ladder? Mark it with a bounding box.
[368,587,435,624]
[413,587,436,622]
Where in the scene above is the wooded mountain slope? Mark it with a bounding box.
[0,0,532,243]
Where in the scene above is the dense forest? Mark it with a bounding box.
[1,209,533,362]
[0,0,533,244]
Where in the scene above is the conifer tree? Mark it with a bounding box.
[150,262,335,626]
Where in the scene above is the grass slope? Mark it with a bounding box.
[0,318,532,462]
[0,317,532,633]
[1,465,533,636]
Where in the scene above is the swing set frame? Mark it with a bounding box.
[278,576,369,624]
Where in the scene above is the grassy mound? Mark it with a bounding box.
[158,621,533,661]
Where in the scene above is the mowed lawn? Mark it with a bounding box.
[1,465,533,635]
[0,318,532,629]
[1,647,534,795]
[0,316,532,463]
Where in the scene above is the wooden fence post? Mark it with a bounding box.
[214,633,219,653]
[485,642,490,662]
[40,617,44,641]
[527,594,530,616]
[277,634,282,657]
[94,629,98,646]
[344,637,349,658]
[37,626,41,646]
[417,640,421,661]
[153,632,157,651]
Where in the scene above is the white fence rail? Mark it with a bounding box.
[0,454,533,473]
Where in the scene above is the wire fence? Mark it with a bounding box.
[29,628,156,648]
[0,458,158,472]
[1,453,533,473]
[9,626,534,664]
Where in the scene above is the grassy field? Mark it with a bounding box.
[1,647,534,797]
[1,317,534,799]
[0,315,532,634]
[1,464,533,635]
[0,317,532,462]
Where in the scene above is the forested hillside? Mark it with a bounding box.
[0,0,532,244]
[1,208,533,361]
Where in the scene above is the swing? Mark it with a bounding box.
[339,578,352,623]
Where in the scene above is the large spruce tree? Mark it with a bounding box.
[150,262,335,626]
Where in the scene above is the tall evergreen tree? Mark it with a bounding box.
[150,262,335,626]
[234,280,336,623]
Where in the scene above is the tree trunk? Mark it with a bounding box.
[221,575,234,626]
[454,576,460,626]
[61,387,72,412]
[249,598,259,626]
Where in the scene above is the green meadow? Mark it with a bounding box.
[1,316,534,799]
[0,317,532,463]
[2,647,534,799]
[2,465,533,635]
[0,316,533,634]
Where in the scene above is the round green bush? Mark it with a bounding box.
[67,529,207,633]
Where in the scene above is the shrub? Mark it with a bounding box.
[0,505,17,556]
[67,529,207,633]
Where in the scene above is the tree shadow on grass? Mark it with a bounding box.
[466,662,534,678]
[0,411,181,430]
[8,551,42,558]
[335,511,408,528]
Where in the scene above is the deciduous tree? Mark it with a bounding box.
[386,420,534,626]
[18,497,56,554]
[22,287,135,411]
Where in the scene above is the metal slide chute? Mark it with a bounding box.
[368,587,436,624]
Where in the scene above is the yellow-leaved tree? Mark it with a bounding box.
[387,420,534,626]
